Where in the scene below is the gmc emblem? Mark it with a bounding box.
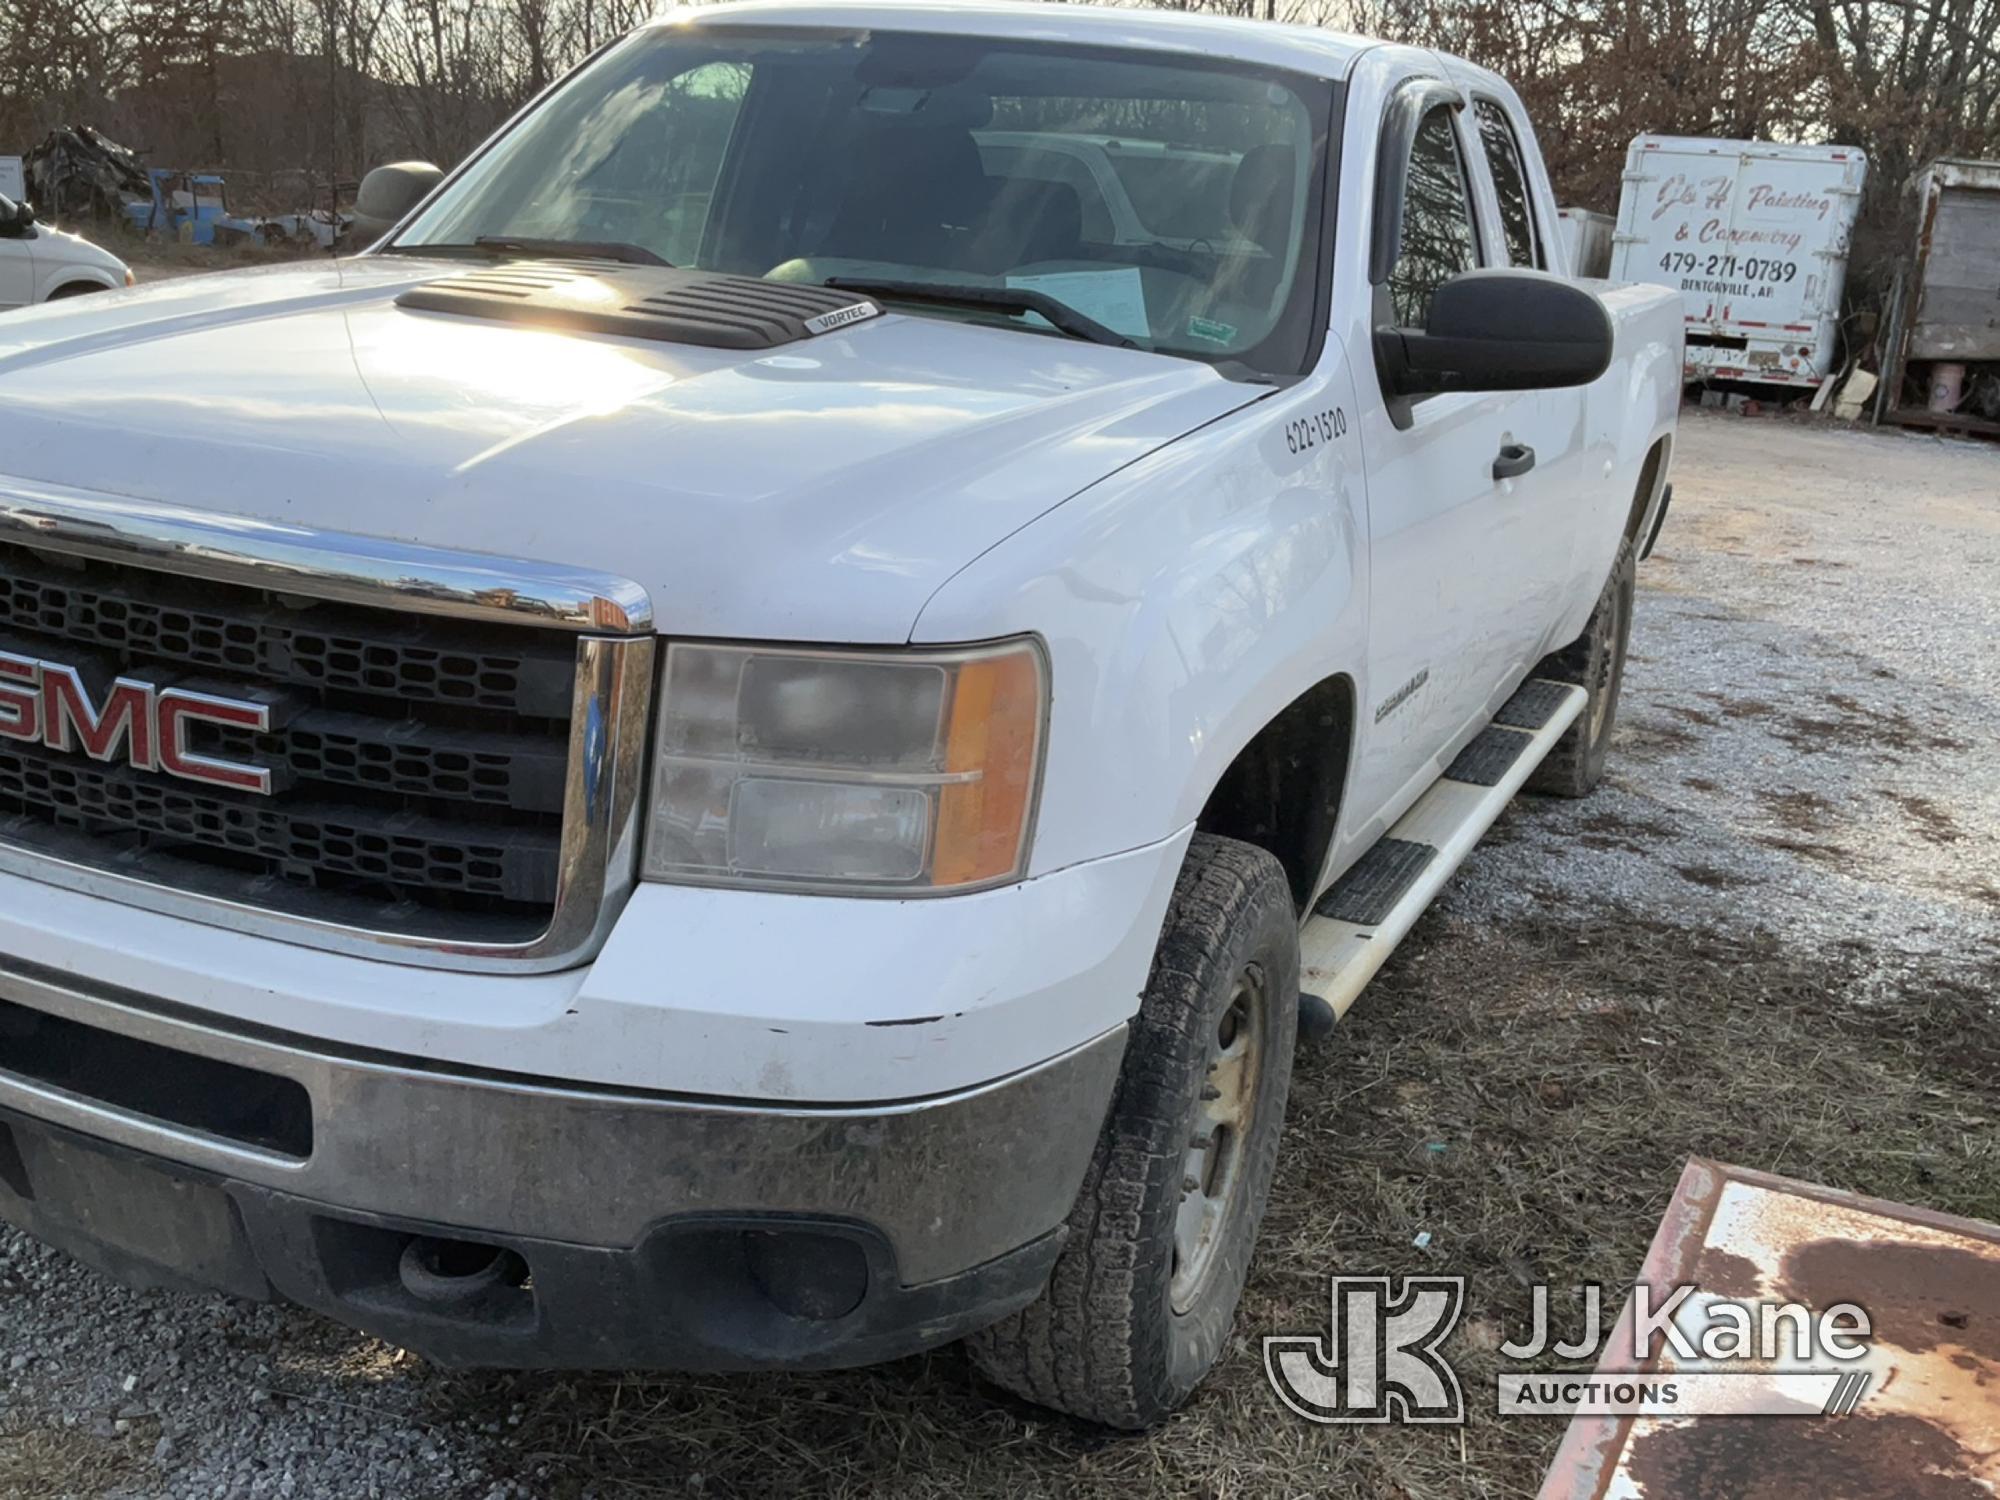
[0,651,273,795]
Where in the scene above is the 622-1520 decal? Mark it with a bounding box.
[1286,407,1346,454]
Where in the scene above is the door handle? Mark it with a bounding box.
[1492,443,1536,481]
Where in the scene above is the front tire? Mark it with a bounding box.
[1526,535,1636,798]
[969,833,1299,1429]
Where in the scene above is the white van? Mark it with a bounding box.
[1611,134,1865,389]
[0,196,134,310]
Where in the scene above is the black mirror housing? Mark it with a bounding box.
[1376,268,1614,396]
[352,161,446,242]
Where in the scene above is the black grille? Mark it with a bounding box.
[0,542,578,941]
[0,548,573,715]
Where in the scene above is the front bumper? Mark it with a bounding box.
[0,828,1189,1103]
[0,959,1125,1369]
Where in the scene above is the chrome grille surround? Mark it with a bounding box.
[0,475,655,974]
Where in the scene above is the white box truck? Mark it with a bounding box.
[1612,134,1866,389]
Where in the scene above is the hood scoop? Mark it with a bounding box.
[395,260,881,350]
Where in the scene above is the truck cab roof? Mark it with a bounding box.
[668,0,1379,81]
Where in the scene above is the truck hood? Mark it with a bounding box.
[0,258,1262,641]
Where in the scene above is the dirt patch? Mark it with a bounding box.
[1676,864,1752,890]
[1617,721,1700,759]
[1774,694,1975,758]
[1582,811,1679,840]
[1758,788,1836,834]
[1578,808,1681,856]
[1623,1413,1992,1500]
[1669,705,1722,728]
[1774,714,1875,755]
[1754,834,1855,870]
[1699,693,1778,720]
[1882,791,1965,846]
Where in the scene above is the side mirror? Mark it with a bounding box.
[352,161,445,242]
[1375,269,1613,396]
[0,198,34,236]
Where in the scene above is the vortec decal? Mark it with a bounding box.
[0,652,273,795]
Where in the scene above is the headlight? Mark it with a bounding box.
[642,638,1047,894]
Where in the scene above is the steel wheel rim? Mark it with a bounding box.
[1587,579,1631,742]
[1170,965,1266,1313]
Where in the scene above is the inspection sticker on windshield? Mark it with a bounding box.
[1187,316,1237,346]
[1006,268,1150,340]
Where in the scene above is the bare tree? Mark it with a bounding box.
[2,0,1995,300]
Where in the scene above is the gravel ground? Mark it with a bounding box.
[1442,406,2000,972]
[0,406,1996,1499]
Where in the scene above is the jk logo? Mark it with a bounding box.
[1264,1276,1467,1424]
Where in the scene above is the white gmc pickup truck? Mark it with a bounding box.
[0,2,1678,1427]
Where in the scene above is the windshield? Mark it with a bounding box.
[392,24,1335,375]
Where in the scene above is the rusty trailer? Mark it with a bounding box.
[1538,1158,2000,1499]
[1876,158,2000,437]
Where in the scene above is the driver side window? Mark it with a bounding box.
[1388,105,1478,327]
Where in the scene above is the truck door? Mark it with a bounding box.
[1463,94,1594,658]
[1348,85,1556,821]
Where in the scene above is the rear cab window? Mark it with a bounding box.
[1386,103,1481,328]
[1472,99,1543,269]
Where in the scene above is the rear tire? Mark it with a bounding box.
[968,833,1299,1429]
[1527,536,1636,798]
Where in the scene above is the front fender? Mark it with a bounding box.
[914,346,1371,879]
[37,267,121,301]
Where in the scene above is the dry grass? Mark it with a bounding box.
[116,232,327,286]
[0,1418,143,1499]
[417,904,2000,1500]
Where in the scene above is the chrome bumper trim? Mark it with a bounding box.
[0,475,656,973]
[0,966,1126,1282]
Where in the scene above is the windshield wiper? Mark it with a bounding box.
[825,277,1136,350]
[383,236,672,267]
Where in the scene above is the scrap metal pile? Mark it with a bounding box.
[23,126,149,221]
[20,124,350,249]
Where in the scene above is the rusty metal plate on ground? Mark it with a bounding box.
[1539,1158,2000,1499]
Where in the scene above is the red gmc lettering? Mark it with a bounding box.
[0,652,271,793]
[0,651,39,742]
[157,691,273,795]
[43,665,156,769]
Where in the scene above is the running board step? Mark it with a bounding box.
[1301,678,1587,1021]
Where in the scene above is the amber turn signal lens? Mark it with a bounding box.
[933,645,1045,888]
